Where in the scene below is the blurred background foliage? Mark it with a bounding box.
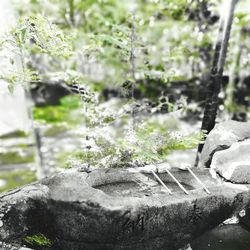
[9,0,250,110]
[0,0,250,191]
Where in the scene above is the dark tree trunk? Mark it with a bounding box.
[197,0,239,155]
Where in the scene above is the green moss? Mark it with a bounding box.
[0,169,37,192]
[0,151,34,165]
[33,95,83,125]
[0,130,28,139]
[33,106,67,123]
[43,123,69,137]
[225,102,247,113]
[59,95,81,109]
[15,144,29,149]
[55,151,74,169]
[103,116,116,124]
[23,234,52,247]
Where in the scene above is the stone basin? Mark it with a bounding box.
[0,168,250,250]
[88,168,219,197]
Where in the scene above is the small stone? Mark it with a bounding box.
[223,216,239,225]
[239,210,246,217]
[137,164,157,173]
[0,179,7,188]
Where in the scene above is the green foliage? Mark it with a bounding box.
[61,117,205,169]
[59,94,81,109]
[9,14,73,57]
[13,0,211,88]
[117,125,205,164]
[5,0,247,171]
[0,14,73,91]
[23,234,52,247]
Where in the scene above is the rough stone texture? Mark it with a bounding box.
[0,169,250,250]
[31,82,70,106]
[239,207,250,234]
[210,140,250,183]
[199,120,250,167]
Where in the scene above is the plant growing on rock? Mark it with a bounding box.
[23,233,52,248]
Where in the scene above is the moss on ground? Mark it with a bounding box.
[0,151,35,165]
[0,169,37,192]
[55,151,75,169]
[43,123,69,137]
[33,95,83,125]
[0,130,29,139]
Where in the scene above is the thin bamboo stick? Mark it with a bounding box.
[165,169,189,195]
[186,167,211,194]
[150,170,173,195]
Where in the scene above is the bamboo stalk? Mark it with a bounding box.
[165,169,189,195]
[150,170,173,195]
[197,0,239,157]
[186,167,211,194]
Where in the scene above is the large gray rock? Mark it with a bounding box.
[210,140,250,183]
[199,120,250,167]
[0,168,250,250]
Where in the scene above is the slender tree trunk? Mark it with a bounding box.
[130,11,137,129]
[68,0,75,26]
[225,33,242,111]
[197,0,239,155]
[130,11,136,82]
[23,86,45,179]
[18,46,45,179]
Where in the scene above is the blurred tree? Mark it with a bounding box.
[198,0,239,154]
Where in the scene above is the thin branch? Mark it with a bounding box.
[18,43,45,179]
[130,11,136,82]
